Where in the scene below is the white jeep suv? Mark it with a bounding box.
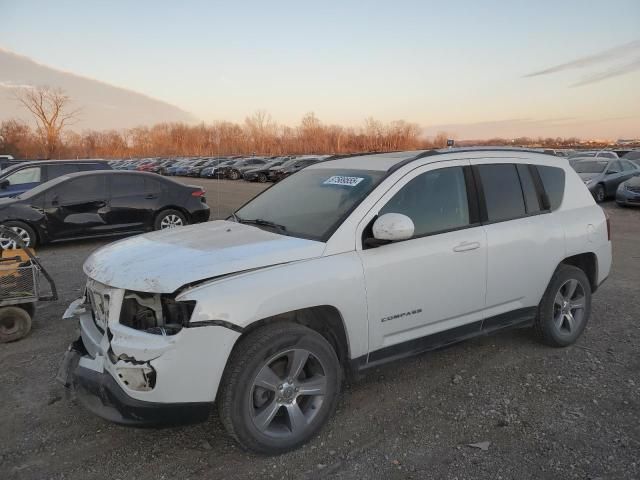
[58,148,612,453]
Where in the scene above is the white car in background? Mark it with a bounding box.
[59,148,612,454]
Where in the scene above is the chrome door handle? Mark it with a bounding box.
[453,241,480,252]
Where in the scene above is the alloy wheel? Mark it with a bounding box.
[553,279,586,335]
[0,226,31,249]
[159,214,184,229]
[249,348,327,438]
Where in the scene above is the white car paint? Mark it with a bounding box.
[66,148,612,409]
[83,220,326,293]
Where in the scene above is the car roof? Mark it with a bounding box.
[308,147,556,172]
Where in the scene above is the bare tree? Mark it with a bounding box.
[15,86,80,159]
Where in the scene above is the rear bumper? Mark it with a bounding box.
[59,338,212,427]
[190,206,210,223]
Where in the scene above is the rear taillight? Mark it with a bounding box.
[191,190,205,197]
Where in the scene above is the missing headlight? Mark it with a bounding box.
[119,291,195,335]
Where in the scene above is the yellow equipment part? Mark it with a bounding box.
[0,248,34,278]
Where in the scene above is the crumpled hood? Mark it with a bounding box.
[83,220,326,293]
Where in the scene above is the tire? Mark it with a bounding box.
[218,322,342,454]
[258,173,268,183]
[534,264,592,347]
[0,306,32,343]
[594,184,606,203]
[229,170,240,180]
[154,209,187,231]
[0,221,37,249]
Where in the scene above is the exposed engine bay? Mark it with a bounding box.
[119,291,195,336]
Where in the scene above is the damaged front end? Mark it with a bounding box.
[58,278,240,426]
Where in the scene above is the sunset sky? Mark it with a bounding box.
[1,0,639,139]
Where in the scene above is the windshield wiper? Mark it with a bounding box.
[239,217,288,233]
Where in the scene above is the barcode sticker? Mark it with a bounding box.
[323,176,364,187]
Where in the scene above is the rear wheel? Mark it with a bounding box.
[154,209,187,231]
[228,170,240,180]
[594,184,606,203]
[258,173,268,183]
[0,221,37,249]
[534,264,591,347]
[218,323,341,454]
[0,306,32,343]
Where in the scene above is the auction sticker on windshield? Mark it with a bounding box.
[323,175,364,187]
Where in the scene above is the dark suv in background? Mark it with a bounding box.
[0,160,111,198]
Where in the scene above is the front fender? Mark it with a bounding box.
[176,252,369,359]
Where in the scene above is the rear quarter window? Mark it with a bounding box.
[536,165,565,210]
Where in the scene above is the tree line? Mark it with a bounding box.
[0,86,621,160]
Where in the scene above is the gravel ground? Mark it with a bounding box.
[0,179,638,480]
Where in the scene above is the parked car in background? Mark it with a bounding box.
[0,170,209,247]
[568,150,618,160]
[0,160,112,199]
[243,159,288,182]
[227,157,269,180]
[221,158,269,180]
[184,159,218,177]
[573,158,640,202]
[268,156,324,181]
[165,160,191,176]
[616,175,640,207]
[200,159,235,178]
[58,148,611,454]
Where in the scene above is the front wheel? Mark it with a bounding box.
[258,173,268,183]
[218,323,341,454]
[228,170,240,180]
[154,209,187,231]
[534,265,592,347]
[0,221,37,249]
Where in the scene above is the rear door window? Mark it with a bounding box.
[476,164,526,222]
[111,174,145,198]
[536,166,565,210]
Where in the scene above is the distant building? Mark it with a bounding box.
[617,139,640,145]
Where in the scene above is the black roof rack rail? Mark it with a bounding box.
[386,149,440,173]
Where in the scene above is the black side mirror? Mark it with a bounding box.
[606,170,619,175]
[0,179,9,189]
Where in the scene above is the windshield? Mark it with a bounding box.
[623,151,640,161]
[573,160,608,174]
[235,168,385,241]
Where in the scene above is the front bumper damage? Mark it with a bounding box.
[58,281,241,427]
[58,337,211,426]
